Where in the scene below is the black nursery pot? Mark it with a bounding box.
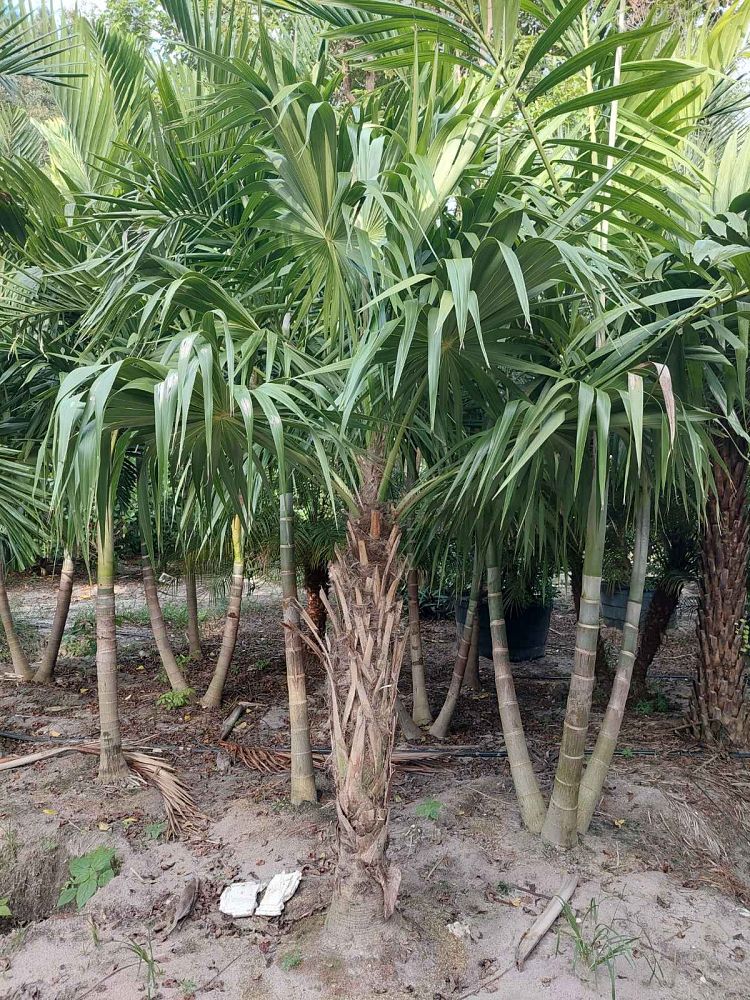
[455,598,552,662]
[600,586,658,629]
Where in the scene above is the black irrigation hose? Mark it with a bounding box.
[3,729,750,760]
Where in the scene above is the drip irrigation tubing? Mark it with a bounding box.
[2,729,750,759]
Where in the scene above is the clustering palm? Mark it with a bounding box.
[1,0,749,935]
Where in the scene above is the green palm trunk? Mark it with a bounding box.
[407,568,432,725]
[486,538,546,833]
[577,482,651,833]
[96,498,128,782]
[280,491,317,804]
[429,554,482,739]
[542,477,608,848]
[185,565,203,663]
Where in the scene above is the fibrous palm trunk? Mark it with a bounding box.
[305,468,405,941]
[185,567,202,663]
[0,558,32,680]
[34,550,75,683]
[304,561,330,638]
[406,567,431,725]
[200,516,244,710]
[280,492,317,804]
[578,483,650,833]
[141,545,189,693]
[542,478,608,848]
[691,438,750,745]
[96,499,128,782]
[429,554,482,739]
[486,538,546,833]
[629,581,680,705]
[464,614,481,693]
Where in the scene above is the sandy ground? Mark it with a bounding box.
[1,566,749,1000]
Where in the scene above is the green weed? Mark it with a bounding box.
[155,688,193,710]
[415,797,443,821]
[57,846,118,910]
[556,897,637,999]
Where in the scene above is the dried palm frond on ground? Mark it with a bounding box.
[656,791,727,862]
[220,741,446,774]
[0,741,205,837]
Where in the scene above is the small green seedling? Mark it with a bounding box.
[125,934,161,1000]
[279,949,303,970]
[635,691,669,716]
[58,846,117,910]
[0,898,11,918]
[619,747,635,759]
[179,978,197,998]
[144,820,167,841]
[156,688,193,710]
[415,797,443,821]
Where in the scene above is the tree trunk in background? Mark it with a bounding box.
[200,517,244,710]
[185,567,202,663]
[429,556,482,739]
[578,483,651,833]
[395,695,423,740]
[691,439,750,745]
[96,500,128,782]
[0,558,32,680]
[486,539,546,833]
[407,568,431,725]
[542,478,608,848]
[141,545,189,692]
[464,614,481,692]
[280,492,317,804]
[304,561,330,638]
[629,582,681,704]
[311,464,405,942]
[34,550,75,683]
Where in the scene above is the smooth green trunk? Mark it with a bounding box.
[464,614,481,693]
[185,566,202,662]
[96,499,128,782]
[141,545,189,693]
[486,538,546,834]
[578,483,651,833]
[0,559,31,680]
[280,492,317,804]
[201,516,244,709]
[34,550,75,683]
[542,478,608,848]
[429,554,482,739]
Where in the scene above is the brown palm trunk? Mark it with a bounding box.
[185,567,202,663]
[0,558,32,680]
[34,551,75,683]
[280,492,317,804]
[304,562,329,637]
[96,498,128,782]
[690,438,750,745]
[306,465,405,943]
[629,582,680,704]
[406,567,431,724]
[141,545,189,692]
[200,516,244,710]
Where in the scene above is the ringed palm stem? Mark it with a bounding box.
[577,480,651,834]
[464,614,481,693]
[280,491,317,804]
[0,558,32,680]
[34,550,75,683]
[200,516,244,709]
[541,472,608,848]
[141,544,189,693]
[96,494,128,782]
[185,566,203,663]
[429,551,482,739]
[486,537,546,834]
[407,568,432,725]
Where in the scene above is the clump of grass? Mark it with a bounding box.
[125,933,161,1000]
[279,949,303,970]
[556,897,638,999]
[635,691,669,715]
[415,797,443,821]
[155,688,193,710]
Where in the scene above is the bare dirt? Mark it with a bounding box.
[1,567,749,999]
